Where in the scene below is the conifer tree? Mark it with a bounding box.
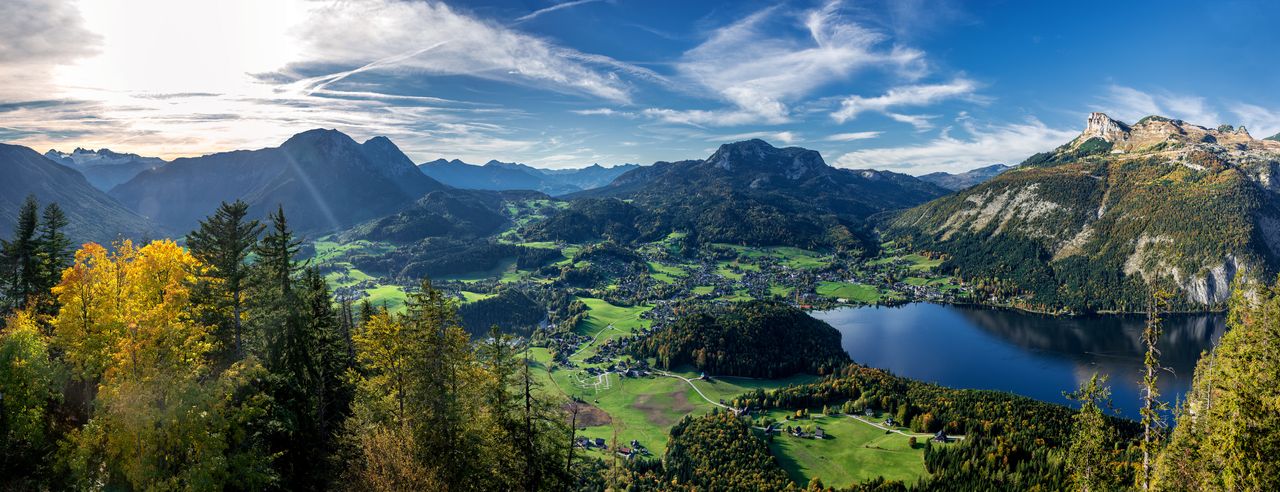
[1065,374,1122,492]
[33,202,70,314]
[186,200,262,358]
[1138,289,1170,491]
[1,195,41,310]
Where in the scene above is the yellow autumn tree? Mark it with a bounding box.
[51,240,244,490]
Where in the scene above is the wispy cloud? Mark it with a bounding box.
[824,131,882,141]
[835,117,1076,174]
[294,0,639,104]
[831,78,979,123]
[514,0,605,23]
[1097,85,1221,127]
[885,113,938,131]
[710,131,799,145]
[644,0,926,127]
[1230,103,1280,138]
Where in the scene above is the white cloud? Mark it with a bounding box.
[647,0,926,127]
[1230,103,1280,138]
[710,131,799,145]
[1097,85,1221,128]
[824,131,882,141]
[885,113,937,131]
[295,0,640,103]
[0,0,100,99]
[834,117,1076,174]
[514,0,605,23]
[572,107,637,117]
[831,78,978,123]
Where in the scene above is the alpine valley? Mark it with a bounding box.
[3,111,1278,492]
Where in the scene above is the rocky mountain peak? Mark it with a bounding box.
[1082,112,1131,143]
[706,139,827,178]
[282,128,357,151]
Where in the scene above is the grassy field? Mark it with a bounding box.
[460,291,494,303]
[769,284,795,298]
[365,284,408,312]
[648,261,687,284]
[715,263,745,280]
[767,413,932,487]
[816,281,884,303]
[716,289,755,302]
[574,297,651,335]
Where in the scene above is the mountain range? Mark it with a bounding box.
[530,139,949,251]
[419,159,637,196]
[0,144,159,244]
[43,148,166,191]
[110,129,447,235]
[918,164,1012,190]
[889,112,1280,312]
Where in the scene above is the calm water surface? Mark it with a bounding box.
[811,303,1226,420]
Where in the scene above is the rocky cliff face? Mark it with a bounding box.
[889,112,1280,311]
[1070,113,1280,155]
[1082,112,1132,143]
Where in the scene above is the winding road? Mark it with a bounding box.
[653,370,731,410]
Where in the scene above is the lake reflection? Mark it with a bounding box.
[811,303,1225,420]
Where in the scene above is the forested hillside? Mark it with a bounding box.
[889,113,1280,313]
[555,139,948,252]
[633,301,850,378]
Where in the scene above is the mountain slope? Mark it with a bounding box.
[0,144,159,244]
[888,113,1280,312]
[43,148,166,191]
[418,159,636,195]
[341,188,545,243]
[547,139,948,251]
[919,164,1011,190]
[111,129,446,234]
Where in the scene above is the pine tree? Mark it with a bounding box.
[186,200,263,358]
[1065,373,1122,492]
[299,267,355,485]
[33,202,70,316]
[1154,281,1280,490]
[249,206,321,489]
[1,195,41,310]
[401,278,478,489]
[1138,289,1170,491]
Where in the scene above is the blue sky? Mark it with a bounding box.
[2,0,1279,174]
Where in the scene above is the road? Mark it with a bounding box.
[568,323,616,360]
[653,370,730,410]
[846,414,965,440]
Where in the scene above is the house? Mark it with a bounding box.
[815,427,825,439]
[933,430,950,443]
[594,438,606,447]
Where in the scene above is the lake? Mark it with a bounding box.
[811,303,1226,420]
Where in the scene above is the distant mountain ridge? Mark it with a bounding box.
[111,129,446,234]
[0,144,159,244]
[888,112,1280,312]
[919,164,1011,190]
[531,139,949,251]
[43,147,166,191]
[419,159,637,195]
